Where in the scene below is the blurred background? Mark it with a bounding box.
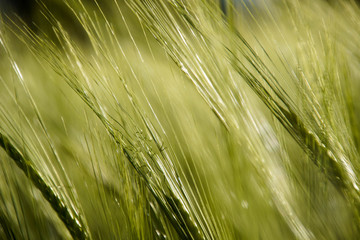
[1,0,356,31]
[0,0,267,26]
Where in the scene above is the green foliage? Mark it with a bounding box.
[1,0,360,239]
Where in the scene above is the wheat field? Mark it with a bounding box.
[1,0,360,239]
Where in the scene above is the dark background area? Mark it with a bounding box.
[0,0,97,41]
[0,0,34,24]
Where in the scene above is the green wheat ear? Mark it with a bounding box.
[127,0,360,235]
[0,132,89,239]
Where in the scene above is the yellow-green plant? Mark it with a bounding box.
[0,0,360,239]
